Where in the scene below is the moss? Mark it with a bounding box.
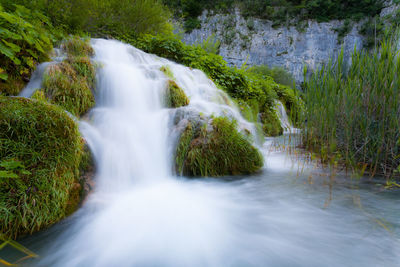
[165,80,189,108]
[0,76,26,96]
[61,36,94,57]
[0,97,85,238]
[175,122,195,175]
[160,65,174,80]
[260,107,283,137]
[176,116,264,177]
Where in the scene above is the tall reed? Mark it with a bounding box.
[303,32,400,179]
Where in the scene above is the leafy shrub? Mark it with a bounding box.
[8,0,173,37]
[0,97,85,238]
[303,35,400,179]
[176,117,264,177]
[0,4,56,95]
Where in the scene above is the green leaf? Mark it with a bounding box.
[2,40,21,53]
[0,170,19,179]
[0,72,7,81]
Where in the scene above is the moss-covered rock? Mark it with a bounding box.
[42,62,95,116]
[165,80,189,108]
[175,116,263,177]
[0,97,85,238]
[260,107,283,137]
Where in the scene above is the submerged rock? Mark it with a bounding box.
[174,115,264,177]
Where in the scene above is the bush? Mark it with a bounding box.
[0,97,85,238]
[0,3,57,96]
[7,0,173,37]
[176,117,264,177]
[303,36,400,179]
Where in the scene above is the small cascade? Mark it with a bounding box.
[19,48,65,98]
[274,100,298,134]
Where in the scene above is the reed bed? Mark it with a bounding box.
[302,33,400,180]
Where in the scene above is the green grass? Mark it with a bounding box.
[42,36,96,117]
[176,116,264,177]
[303,34,400,180]
[165,80,189,108]
[0,97,85,238]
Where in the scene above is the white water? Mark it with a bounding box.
[31,39,400,267]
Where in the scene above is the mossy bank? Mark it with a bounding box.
[0,97,86,238]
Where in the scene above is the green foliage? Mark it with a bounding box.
[303,35,400,179]
[197,34,221,54]
[0,97,85,238]
[6,0,173,37]
[165,80,190,108]
[260,107,283,137]
[0,3,57,96]
[246,65,302,126]
[177,116,264,177]
[41,36,95,117]
[247,65,295,89]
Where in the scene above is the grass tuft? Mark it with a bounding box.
[165,80,189,108]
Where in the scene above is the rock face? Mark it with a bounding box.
[182,9,380,84]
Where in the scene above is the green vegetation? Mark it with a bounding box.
[133,34,302,135]
[0,97,85,238]
[5,0,173,37]
[42,37,95,117]
[0,3,57,96]
[163,0,385,32]
[165,80,190,108]
[176,117,264,177]
[303,36,400,180]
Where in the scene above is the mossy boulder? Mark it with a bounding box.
[175,116,264,177]
[165,80,189,108]
[0,97,86,238]
[42,37,96,117]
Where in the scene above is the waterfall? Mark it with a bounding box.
[27,38,400,267]
[36,39,264,266]
[274,100,298,134]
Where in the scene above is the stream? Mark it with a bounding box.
[9,39,400,266]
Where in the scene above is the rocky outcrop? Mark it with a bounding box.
[182,4,398,84]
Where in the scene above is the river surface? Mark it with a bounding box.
[6,39,400,266]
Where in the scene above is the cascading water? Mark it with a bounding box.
[29,39,400,267]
